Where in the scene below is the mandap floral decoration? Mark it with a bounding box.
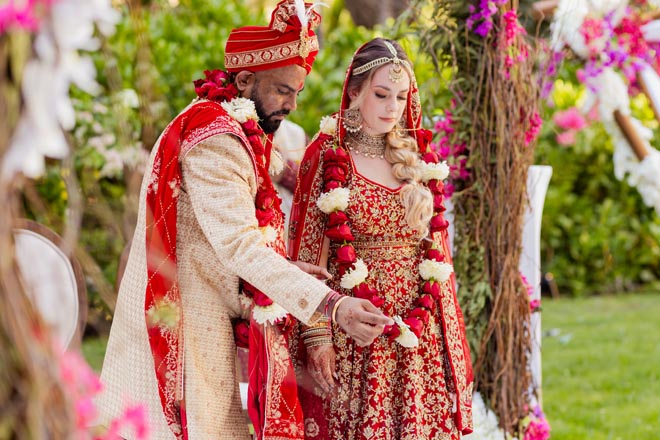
[548,0,660,214]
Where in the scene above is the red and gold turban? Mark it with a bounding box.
[224,0,321,74]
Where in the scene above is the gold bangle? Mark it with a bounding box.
[331,295,349,323]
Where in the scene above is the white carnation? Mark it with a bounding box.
[319,115,338,136]
[269,149,284,176]
[221,97,258,123]
[316,187,350,214]
[418,259,454,282]
[340,259,369,290]
[393,316,419,348]
[252,302,288,325]
[421,161,450,182]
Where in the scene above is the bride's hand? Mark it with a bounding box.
[306,344,336,396]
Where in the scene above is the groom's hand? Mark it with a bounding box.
[334,297,393,347]
[290,259,332,280]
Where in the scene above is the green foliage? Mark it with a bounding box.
[542,293,660,438]
[536,76,660,296]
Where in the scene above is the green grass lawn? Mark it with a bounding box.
[541,292,660,439]
[82,292,660,438]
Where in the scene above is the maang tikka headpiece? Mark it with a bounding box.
[351,40,411,83]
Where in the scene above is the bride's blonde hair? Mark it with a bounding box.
[345,38,434,238]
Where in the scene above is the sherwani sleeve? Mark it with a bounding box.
[180,133,331,324]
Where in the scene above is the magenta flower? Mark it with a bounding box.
[553,107,587,131]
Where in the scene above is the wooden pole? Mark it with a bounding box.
[613,110,649,161]
[530,0,558,21]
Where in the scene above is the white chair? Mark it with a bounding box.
[12,219,87,350]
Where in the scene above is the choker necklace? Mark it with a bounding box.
[345,130,387,159]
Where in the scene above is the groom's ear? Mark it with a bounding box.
[235,71,256,96]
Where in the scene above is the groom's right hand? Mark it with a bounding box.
[334,297,393,347]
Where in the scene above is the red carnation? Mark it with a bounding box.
[255,208,275,227]
[369,295,385,308]
[416,294,436,311]
[425,248,445,262]
[233,319,250,349]
[404,317,424,338]
[430,214,449,232]
[327,211,349,227]
[324,180,341,191]
[256,189,276,210]
[242,119,262,136]
[428,179,444,194]
[409,308,430,325]
[433,193,444,210]
[326,224,355,242]
[335,245,357,265]
[416,128,433,152]
[384,324,401,342]
[248,135,264,155]
[208,84,238,102]
[353,282,378,300]
[323,147,350,164]
[422,280,441,302]
[253,290,273,307]
[207,69,230,84]
[422,151,439,164]
[324,165,348,183]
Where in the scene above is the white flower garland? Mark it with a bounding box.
[316,187,351,213]
[221,97,259,123]
[418,259,454,282]
[392,316,419,348]
[420,161,450,182]
[269,149,284,176]
[261,225,278,244]
[252,302,289,326]
[319,114,338,136]
[340,259,369,290]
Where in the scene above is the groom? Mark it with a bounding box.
[96,1,392,439]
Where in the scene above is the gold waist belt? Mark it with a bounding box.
[351,240,419,260]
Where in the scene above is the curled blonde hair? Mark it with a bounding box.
[347,78,433,238]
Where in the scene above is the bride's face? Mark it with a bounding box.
[356,65,410,136]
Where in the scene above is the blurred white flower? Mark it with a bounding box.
[340,259,368,290]
[419,259,453,282]
[221,97,258,123]
[393,316,419,348]
[253,302,288,325]
[319,115,337,136]
[116,89,140,109]
[420,161,450,182]
[316,187,350,214]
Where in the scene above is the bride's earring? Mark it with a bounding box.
[342,108,363,133]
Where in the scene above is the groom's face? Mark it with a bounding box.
[247,65,307,134]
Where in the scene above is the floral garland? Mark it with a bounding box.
[194,69,289,333]
[314,114,454,347]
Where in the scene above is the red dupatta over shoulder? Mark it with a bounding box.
[288,40,473,436]
[145,96,304,439]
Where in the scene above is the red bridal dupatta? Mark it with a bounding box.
[145,100,304,439]
[287,47,474,435]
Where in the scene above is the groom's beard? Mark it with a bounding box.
[252,93,290,134]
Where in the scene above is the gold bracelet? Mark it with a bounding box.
[331,295,349,323]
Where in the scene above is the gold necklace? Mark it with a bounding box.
[345,130,387,159]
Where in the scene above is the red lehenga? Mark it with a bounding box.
[287,45,473,439]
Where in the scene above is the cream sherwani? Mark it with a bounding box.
[97,133,331,439]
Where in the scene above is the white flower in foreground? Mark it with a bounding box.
[463,392,506,440]
[319,115,338,136]
[421,161,450,182]
[253,302,288,325]
[418,259,453,282]
[221,97,258,123]
[393,316,419,348]
[340,259,368,290]
[269,149,284,176]
[316,187,350,214]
